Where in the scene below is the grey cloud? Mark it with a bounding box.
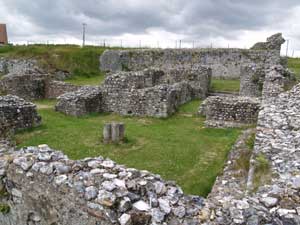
[1,0,300,43]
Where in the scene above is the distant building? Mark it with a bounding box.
[0,24,8,45]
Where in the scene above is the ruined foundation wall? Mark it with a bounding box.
[45,80,81,99]
[100,48,280,79]
[0,58,38,75]
[200,82,300,224]
[55,86,102,117]
[0,95,41,138]
[0,145,204,225]
[199,96,261,128]
[0,73,49,100]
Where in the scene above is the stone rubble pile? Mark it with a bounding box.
[0,95,41,138]
[0,144,205,225]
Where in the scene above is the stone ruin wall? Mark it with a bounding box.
[44,80,81,99]
[0,95,41,139]
[200,63,296,128]
[55,86,103,117]
[240,64,295,98]
[0,144,204,225]
[0,73,80,100]
[0,57,71,80]
[100,48,280,79]
[199,96,261,128]
[2,82,300,224]
[55,67,211,118]
[0,58,38,75]
[199,82,300,224]
[100,33,286,80]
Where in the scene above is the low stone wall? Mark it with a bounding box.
[0,72,49,100]
[55,86,102,117]
[0,57,71,80]
[240,64,295,98]
[200,83,300,224]
[45,80,81,99]
[0,72,81,100]
[0,144,204,225]
[100,34,284,79]
[262,65,295,102]
[0,58,38,75]
[0,95,41,138]
[56,68,210,118]
[239,64,266,97]
[199,96,261,128]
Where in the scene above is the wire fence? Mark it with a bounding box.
[11,38,300,57]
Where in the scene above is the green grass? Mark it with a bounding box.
[210,79,240,93]
[65,73,106,86]
[0,44,111,81]
[288,57,300,80]
[15,100,241,196]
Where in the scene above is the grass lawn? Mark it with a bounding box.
[64,73,106,86]
[15,100,241,197]
[210,79,240,93]
[288,57,300,80]
[0,44,110,82]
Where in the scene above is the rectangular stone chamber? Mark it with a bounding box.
[0,95,41,138]
[56,67,211,118]
[199,96,261,128]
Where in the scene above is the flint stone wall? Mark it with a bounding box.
[240,64,295,98]
[100,34,285,79]
[0,73,49,100]
[55,86,102,117]
[199,96,261,128]
[56,68,211,117]
[45,80,81,99]
[0,144,204,225]
[239,64,266,97]
[0,57,71,80]
[0,72,81,100]
[0,58,38,75]
[200,83,300,224]
[100,48,280,79]
[0,95,41,138]
[262,65,296,102]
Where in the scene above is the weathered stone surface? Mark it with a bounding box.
[56,67,211,118]
[45,80,81,99]
[240,63,266,97]
[0,72,49,100]
[55,86,102,117]
[0,95,41,138]
[200,82,300,224]
[0,145,205,225]
[199,95,261,128]
[251,33,285,52]
[101,68,210,117]
[262,65,295,103]
[100,38,281,79]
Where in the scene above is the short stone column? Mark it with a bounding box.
[103,123,112,144]
[103,122,125,144]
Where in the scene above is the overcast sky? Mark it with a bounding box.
[1,0,300,56]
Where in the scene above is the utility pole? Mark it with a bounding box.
[82,23,87,47]
[286,39,289,57]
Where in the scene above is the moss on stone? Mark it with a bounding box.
[0,203,10,214]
